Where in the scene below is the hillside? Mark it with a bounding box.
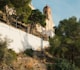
[0,53,47,70]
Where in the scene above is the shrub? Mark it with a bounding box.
[24,49,33,57]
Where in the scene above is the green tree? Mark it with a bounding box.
[11,0,32,22]
[10,0,32,23]
[10,0,31,8]
[0,37,17,65]
[0,0,13,10]
[49,16,80,69]
[54,58,78,70]
[0,37,8,62]
[0,0,32,23]
[28,9,46,33]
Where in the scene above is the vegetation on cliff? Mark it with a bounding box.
[0,0,32,23]
[49,16,80,70]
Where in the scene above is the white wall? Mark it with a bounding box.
[0,22,49,53]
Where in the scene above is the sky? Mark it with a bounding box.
[32,0,80,26]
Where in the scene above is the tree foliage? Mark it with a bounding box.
[0,37,17,65]
[54,58,77,70]
[10,0,32,23]
[0,0,13,10]
[10,0,31,8]
[0,0,32,23]
[28,9,46,27]
[49,16,80,69]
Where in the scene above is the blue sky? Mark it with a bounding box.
[32,0,80,26]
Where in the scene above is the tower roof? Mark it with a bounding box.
[43,5,51,13]
[43,5,50,10]
[44,4,50,8]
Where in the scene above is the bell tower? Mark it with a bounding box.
[43,5,55,37]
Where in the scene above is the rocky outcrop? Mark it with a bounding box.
[0,54,47,70]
